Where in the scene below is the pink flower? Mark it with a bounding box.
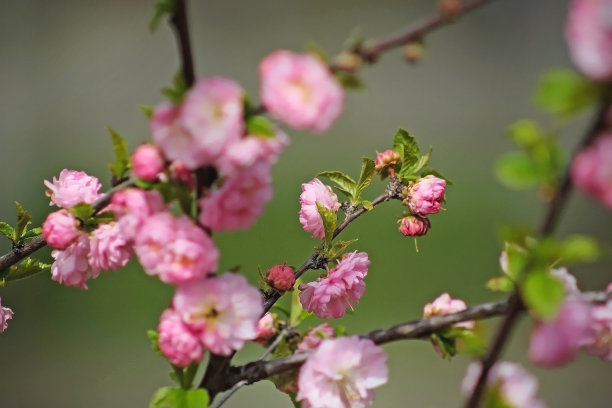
[299,251,369,319]
[254,313,276,345]
[109,188,166,242]
[423,293,475,330]
[462,361,547,408]
[51,234,97,289]
[374,149,401,174]
[151,77,244,169]
[299,178,341,240]
[529,299,592,368]
[297,323,335,353]
[260,50,344,133]
[132,143,165,181]
[0,298,14,334]
[169,160,195,191]
[44,169,102,209]
[88,222,132,272]
[266,264,296,291]
[173,273,264,356]
[566,0,612,81]
[198,163,273,232]
[571,133,612,209]
[398,215,430,237]
[158,308,204,367]
[297,336,388,408]
[134,212,219,285]
[405,175,446,215]
[582,300,612,360]
[42,210,82,250]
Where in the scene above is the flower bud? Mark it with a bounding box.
[42,209,81,250]
[398,215,430,236]
[254,313,276,345]
[132,143,165,181]
[266,264,296,291]
[374,149,401,174]
[404,175,446,215]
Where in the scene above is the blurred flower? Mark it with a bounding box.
[42,209,81,250]
[44,169,102,209]
[571,132,612,209]
[582,300,612,361]
[109,188,166,242]
[158,308,204,367]
[296,323,335,353]
[299,178,341,240]
[254,313,276,345]
[131,143,165,181]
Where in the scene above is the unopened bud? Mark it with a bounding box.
[333,51,362,72]
[266,264,296,291]
[403,41,425,64]
[132,143,165,181]
[374,149,401,175]
[438,0,461,18]
[398,215,430,236]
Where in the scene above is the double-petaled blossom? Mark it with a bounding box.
[297,336,388,408]
[299,178,341,240]
[44,169,102,209]
[582,300,612,361]
[88,222,132,273]
[566,0,612,81]
[134,212,219,285]
[198,163,273,232]
[398,215,430,237]
[0,298,14,334]
[151,77,244,169]
[423,293,474,329]
[404,175,446,215]
[260,50,344,133]
[51,234,97,289]
[299,251,369,319]
[173,273,263,356]
[296,323,335,353]
[132,143,165,181]
[462,362,547,408]
[158,308,204,367]
[571,133,612,209]
[42,209,82,250]
[109,188,166,242]
[266,264,296,291]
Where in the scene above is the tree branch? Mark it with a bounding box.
[169,0,195,88]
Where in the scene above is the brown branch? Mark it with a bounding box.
[169,0,195,87]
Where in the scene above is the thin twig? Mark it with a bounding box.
[169,0,195,87]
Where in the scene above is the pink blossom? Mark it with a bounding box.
[297,336,388,408]
[462,361,547,408]
[297,323,335,353]
[51,234,97,289]
[398,215,430,237]
[0,298,14,334]
[88,222,132,272]
[132,143,165,181]
[44,169,102,209]
[158,308,204,367]
[582,300,612,360]
[151,77,244,169]
[571,133,612,209]
[134,212,219,285]
[299,251,369,319]
[266,264,296,291]
[173,273,263,356]
[423,293,475,330]
[374,149,401,174]
[42,210,82,250]
[529,299,592,368]
[405,175,446,215]
[566,0,612,81]
[198,163,273,232]
[109,188,166,242]
[254,313,276,345]
[169,160,195,191]
[299,178,341,240]
[260,50,344,133]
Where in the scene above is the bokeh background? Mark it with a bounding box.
[1,0,611,406]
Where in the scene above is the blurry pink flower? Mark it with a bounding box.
[299,178,341,240]
[398,215,430,237]
[44,169,102,209]
[151,77,244,169]
[109,188,166,242]
[296,323,335,353]
[529,299,592,368]
[51,234,97,289]
[158,308,204,367]
[88,222,132,272]
[260,50,344,133]
[135,212,219,285]
[169,160,195,191]
[132,143,165,181]
[0,298,14,334]
[42,209,82,250]
[550,267,580,296]
[571,133,612,209]
[173,273,263,356]
[254,313,276,345]
[566,0,612,81]
[405,175,446,215]
[266,264,296,291]
[299,251,369,319]
[582,300,612,361]
[198,163,273,232]
[423,293,474,330]
[462,361,547,408]
[297,336,388,408]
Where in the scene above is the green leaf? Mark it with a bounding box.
[411,147,432,174]
[508,120,543,148]
[21,227,42,240]
[246,115,276,139]
[521,269,565,320]
[355,157,375,200]
[316,202,337,249]
[334,72,364,90]
[139,105,154,119]
[91,212,116,225]
[150,0,175,32]
[561,235,600,263]
[393,128,419,168]
[362,200,373,211]
[534,68,597,118]
[147,330,163,356]
[290,279,313,327]
[486,276,515,292]
[0,258,51,283]
[494,151,541,189]
[69,203,96,222]
[107,127,130,180]
[421,168,454,185]
[0,222,15,242]
[14,202,32,242]
[162,72,188,104]
[501,242,528,279]
[149,387,209,408]
[317,171,357,201]
[327,239,358,260]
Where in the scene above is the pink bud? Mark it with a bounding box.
[405,175,446,215]
[254,313,276,345]
[374,149,401,173]
[266,264,296,291]
[398,215,430,236]
[132,143,165,181]
[42,210,81,250]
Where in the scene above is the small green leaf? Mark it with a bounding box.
[334,72,364,90]
[15,202,32,242]
[393,128,419,167]
[495,151,541,189]
[411,147,432,174]
[150,0,175,32]
[327,239,358,260]
[355,157,375,200]
[107,127,130,181]
[0,258,51,283]
[534,68,597,118]
[501,242,529,279]
[246,115,276,139]
[521,269,565,320]
[0,222,15,242]
[290,279,313,327]
[316,202,337,249]
[162,72,188,104]
[149,387,209,408]
[508,120,543,148]
[147,330,163,356]
[139,105,154,119]
[362,200,373,211]
[486,276,515,292]
[69,203,96,222]
[561,235,600,263]
[21,227,42,240]
[317,171,357,201]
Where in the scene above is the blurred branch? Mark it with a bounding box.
[169,0,195,87]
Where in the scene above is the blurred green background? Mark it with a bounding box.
[1,0,611,406]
